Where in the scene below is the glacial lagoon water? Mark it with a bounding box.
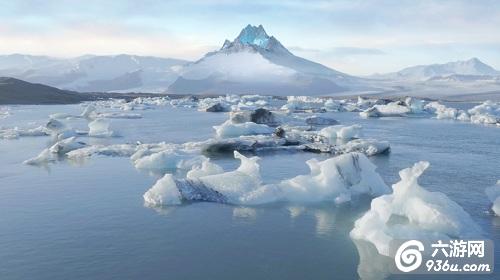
[0,103,499,279]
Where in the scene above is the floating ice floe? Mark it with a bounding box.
[0,106,10,119]
[305,116,339,125]
[214,120,275,138]
[404,97,425,113]
[350,161,482,256]
[485,180,500,216]
[281,96,325,112]
[169,96,199,108]
[66,144,139,160]
[468,100,500,125]
[424,101,463,120]
[133,148,205,172]
[197,97,231,112]
[230,108,277,125]
[323,99,343,112]
[88,118,115,137]
[0,125,49,139]
[318,125,363,142]
[143,152,390,206]
[45,118,86,140]
[424,100,500,126]
[23,137,86,165]
[360,102,410,118]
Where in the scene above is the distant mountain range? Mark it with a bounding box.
[168,24,357,96]
[0,54,188,93]
[371,58,500,81]
[0,25,499,99]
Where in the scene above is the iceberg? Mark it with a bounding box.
[335,139,390,156]
[88,118,115,137]
[360,102,410,118]
[143,174,182,206]
[305,116,339,125]
[0,125,49,139]
[229,108,277,125]
[67,144,139,160]
[133,149,205,172]
[323,99,343,112]
[48,136,86,154]
[404,97,425,113]
[318,125,363,142]
[214,120,274,138]
[24,137,86,165]
[350,161,482,256]
[281,96,325,112]
[275,153,390,204]
[485,180,500,216]
[143,152,390,206]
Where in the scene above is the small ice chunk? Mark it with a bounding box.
[305,116,339,125]
[0,126,49,139]
[143,174,182,206]
[360,102,410,118]
[404,97,425,113]
[337,139,390,156]
[213,120,274,138]
[133,149,204,172]
[88,118,114,137]
[319,125,362,142]
[485,180,500,216]
[48,137,86,154]
[23,148,54,165]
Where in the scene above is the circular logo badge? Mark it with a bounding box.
[395,240,424,272]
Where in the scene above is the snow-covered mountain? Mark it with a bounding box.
[168,24,356,96]
[372,58,499,81]
[0,54,188,93]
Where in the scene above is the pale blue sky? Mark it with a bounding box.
[1,0,499,75]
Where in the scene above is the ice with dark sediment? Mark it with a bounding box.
[143,151,390,206]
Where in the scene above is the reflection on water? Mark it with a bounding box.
[232,207,258,221]
[353,239,393,280]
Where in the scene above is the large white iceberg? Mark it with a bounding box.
[143,152,390,206]
[350,161,482,256]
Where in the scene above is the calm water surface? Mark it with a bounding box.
[0,103,499,279]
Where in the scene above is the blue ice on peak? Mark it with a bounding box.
[236,24,270,47]
[218,24,291,54]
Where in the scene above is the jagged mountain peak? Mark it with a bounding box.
[220,24,289,54]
